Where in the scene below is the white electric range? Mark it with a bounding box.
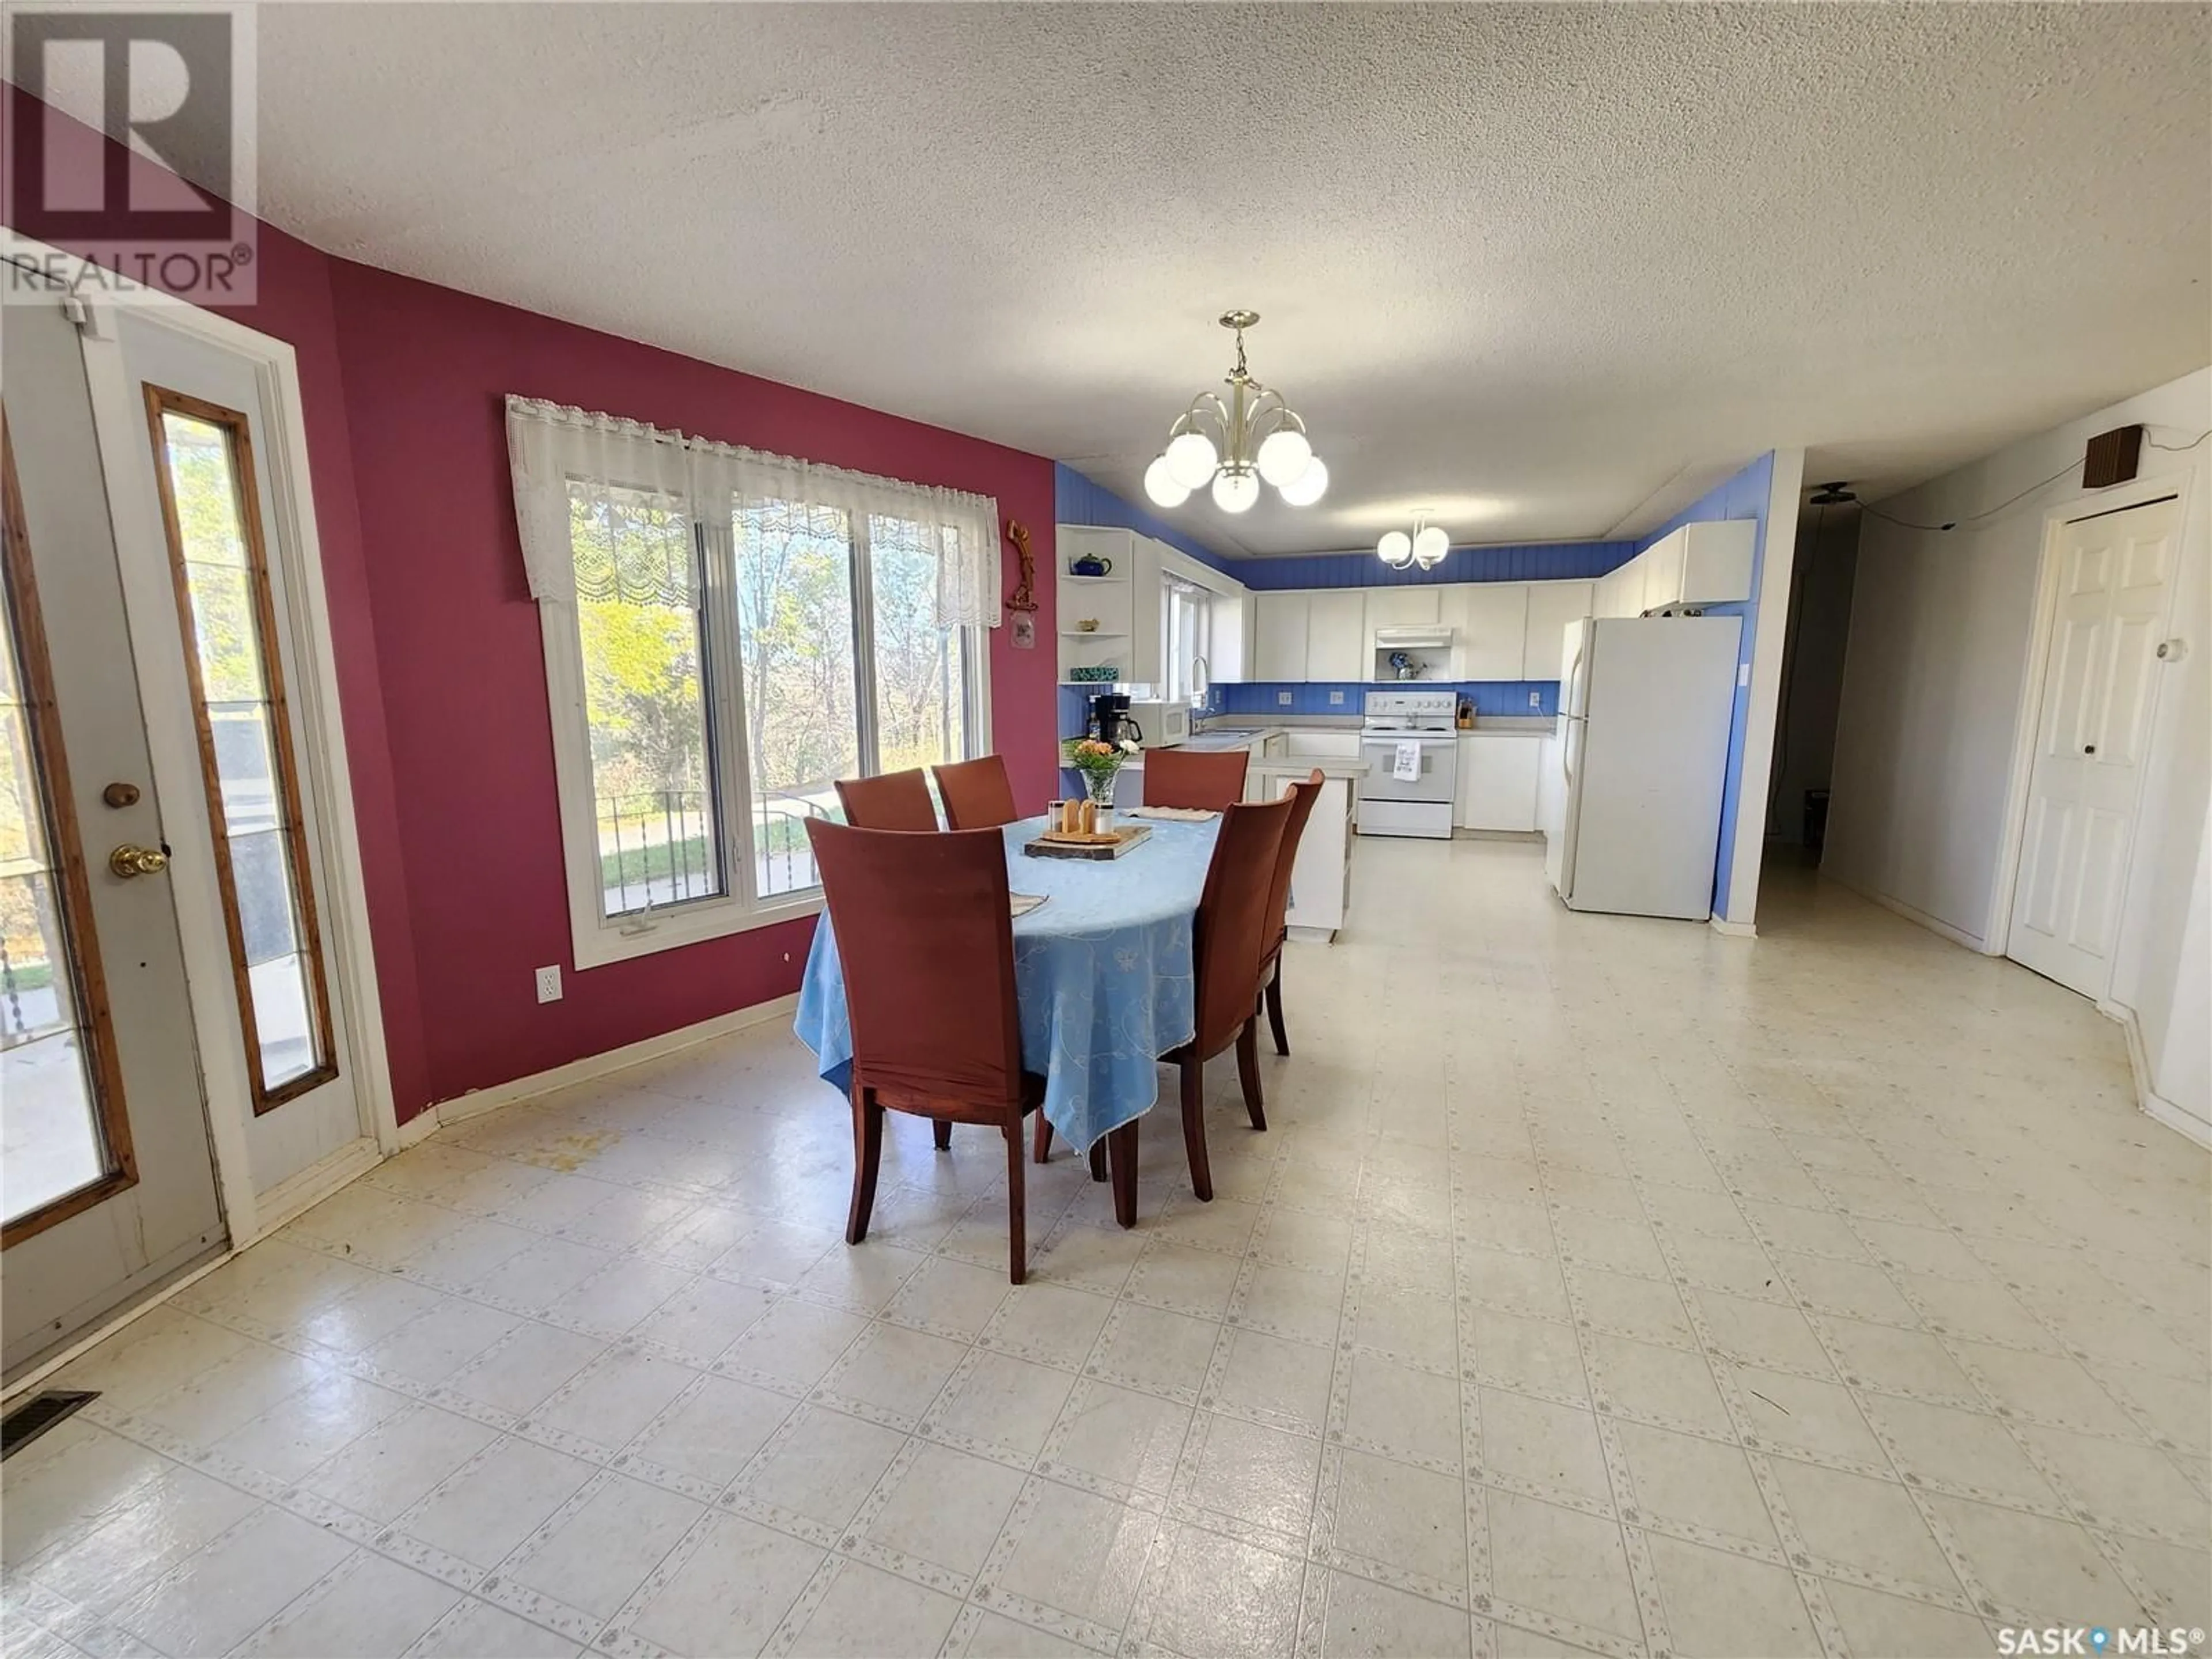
[1358,690,1459,839]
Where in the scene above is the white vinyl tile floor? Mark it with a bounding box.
[5,838,2207,1659]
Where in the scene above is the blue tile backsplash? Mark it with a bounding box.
[1214,681,1559,718]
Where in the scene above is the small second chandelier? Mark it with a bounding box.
[1143,310,1328,515]
[1380,514,1450,570]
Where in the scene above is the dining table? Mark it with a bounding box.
[793,812,1219,1225]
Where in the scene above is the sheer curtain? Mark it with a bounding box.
[505,395,1002,627]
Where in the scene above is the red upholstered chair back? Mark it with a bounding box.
[933,755,1020,830]
[835,768,938,831]
[1145,747,1249,811]
[1262,770,1325,949]
[1192,795,1293,1054]
[806,821,1022,1112]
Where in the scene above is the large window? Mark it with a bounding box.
[509,400,998,965]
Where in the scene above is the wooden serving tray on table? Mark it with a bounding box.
[1022,824,1153,860]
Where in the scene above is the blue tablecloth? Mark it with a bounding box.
[793,815,1218,1152]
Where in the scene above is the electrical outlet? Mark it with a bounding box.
[1529,690,1542,707]
[1328,690,1345,705]
[535,965,562,1003]
[1277,690,1293,705]
[1737,662,1751,688]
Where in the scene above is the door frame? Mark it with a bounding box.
[2,233,399,1249]
[1987,468,2195,989]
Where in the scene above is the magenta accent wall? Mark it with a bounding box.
[321,263,1057,1107]
[9,86,1059,1120]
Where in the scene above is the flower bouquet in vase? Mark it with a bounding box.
[1061,737,1138,831]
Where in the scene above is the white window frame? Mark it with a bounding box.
[534,484,993,972]
[1164,574,1213,707]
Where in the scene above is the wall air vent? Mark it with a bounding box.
[2083,425,2143,490]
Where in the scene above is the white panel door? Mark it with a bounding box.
[1253,592,1311,680]
[1522,582,1594,681]
[2008,498,2181,999]
[1306,592,1369,681]
[1456,584,1529,680]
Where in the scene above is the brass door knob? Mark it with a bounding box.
[109,844,169,878]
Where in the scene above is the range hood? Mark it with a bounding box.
[1373,626,1456,649]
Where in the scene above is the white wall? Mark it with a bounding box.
[1827,368,2211,1138]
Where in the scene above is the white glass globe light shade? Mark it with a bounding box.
[1256,427,1313,488]
[1378,530,1413,567]
[1212,470,1260,514]
[1144,454,1191,507]
[1165,430,1220,490]
[1277,456,1328,506]
[1414,524,1450,566]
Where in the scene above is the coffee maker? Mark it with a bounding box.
[1086,692,1142,746]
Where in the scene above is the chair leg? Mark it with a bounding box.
[1088,1139,1107,1182]
[1032,1113,1052,1164]
[1264,960,1289,1056]
[932,1118,952,1151]
[1180,1054,1213,1202]
[1003,1120,1028,1285]
[1107,1119,1140,1228]
[846,1091,884,1246]
[1237,1016,1267,1132]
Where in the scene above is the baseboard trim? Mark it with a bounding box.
[402,992,804,1144]
[250,1137,383,1240]
[2107,999,2210,1149]
[1708,916,1756,938]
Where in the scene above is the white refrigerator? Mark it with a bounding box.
[1543,615,1743,920]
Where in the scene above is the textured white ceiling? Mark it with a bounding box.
[168,5,2212,553]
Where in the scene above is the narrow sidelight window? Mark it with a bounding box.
[1,421,135,1240]
[143,389,336,1111]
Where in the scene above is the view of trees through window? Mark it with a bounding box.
[573,487,978,914]
[570,483,721,918]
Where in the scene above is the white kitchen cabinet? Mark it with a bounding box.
[1306,591,1369,681]
[1455,732,1544,831]
[1248,765,1353,937]
[1363,584,1440,640]
[1285,730,1363,759]
[1593,563,1638,619]
[1253,592,1311,681]
[1670,519,1756,607]
[1444,583,1529,681]
[1522,582,1594,681]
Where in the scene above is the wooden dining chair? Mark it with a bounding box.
[933,754,1019,829]
[805,819,1042,1282]
[1143,746,1249,811]
[835,768,938,831]
[1161,793,1293,1201]
[1258,770,1325,1056]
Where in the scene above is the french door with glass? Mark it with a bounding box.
[2,270,364,1376]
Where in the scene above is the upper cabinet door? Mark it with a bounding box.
[1641,533,1685,611]
[1306,591,1369,681]
[1365,586,1441,629]
[1253,591,1312,681]
[1456,584,1529,680]
[1679,520,1756,605]
[1522,582,1594,681]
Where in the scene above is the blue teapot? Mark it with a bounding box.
[1069,554,1113,578]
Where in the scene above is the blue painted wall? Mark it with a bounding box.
[1233,542,1633,590]
[1054,464,1238,575]
[1054,464,1633,590]
[1633,453,1774,919]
